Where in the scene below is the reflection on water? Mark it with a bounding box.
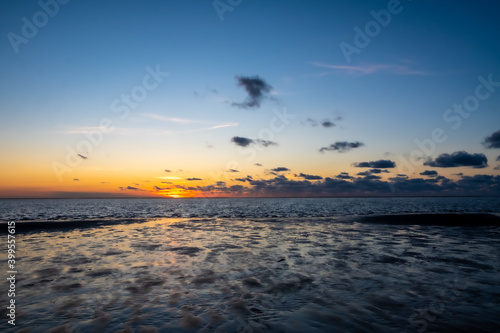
[1,217,499,332]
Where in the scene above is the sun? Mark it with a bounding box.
[158,188,197,198]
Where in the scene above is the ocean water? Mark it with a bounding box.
[0,198,499,332]
[1,197,499,222]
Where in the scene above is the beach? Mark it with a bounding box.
[1,198,499,332]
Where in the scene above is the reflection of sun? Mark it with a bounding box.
[159,188,196,198]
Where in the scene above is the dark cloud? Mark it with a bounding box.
[302,118,319,127]
[227,169,239,173]
[126,186,143,191]
[361,174,382,180]
[319,141,364,153]
[336,172,353,180]
[232,75,272,109]
[231,137,277,148]
[73,178,79,181]
[368,169,389,174]
[297,173,323,180]
[483,129,500,149]
[164,169,171,172]
[389,175,409,181]
[235,176,253,182]
[78,154,88,160]
[321,120,335,128]
[271,167,290,172]
[424,151,488,168]
[256,139,278,147]
[186,178,202,181]
[255,163,262,166]
[420,170,438,177]
[231,136,254,147]
[456,175,500,192]
[353,160,396,168]
[303,117,341,128]
[188,172,500,197]
[497,155,500,162]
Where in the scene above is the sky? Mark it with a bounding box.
[0,0,499,198]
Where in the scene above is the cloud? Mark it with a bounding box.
[420,170,438,177]
[235,176,253,182]
[353,160,396,168]
[165,169,171,173]
[483,129,500,149]
[255,163,262,167]
[232,76,272,109]
[73,179,79,181]
[310,62,429,76]
[271,167,290,172]
[141,113,197,124]
[302,117,340,128]
[255,139,278,147]
[186,178,202,181]
[336,172,353,180]
[174,171,500,197]
[231,136,254,147]
[497,155,500,162]
[231,136,277,148]
[424,151,488,168]
[126,186,144,191]
[227,169,239,173]
[78,154,88,160]
[297,173,323,180]
[368,168,389,174]
[319,141,364,153]
[361,174,382,180]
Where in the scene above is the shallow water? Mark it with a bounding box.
[1,217,499,332]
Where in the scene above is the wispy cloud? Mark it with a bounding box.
[141,113,198,124]
[310,62,430,76]
[204,123,239,130]
[141,113,238,132]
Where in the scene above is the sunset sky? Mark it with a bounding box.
[1,0,499,198]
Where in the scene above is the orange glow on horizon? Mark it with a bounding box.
[157,188,197,198]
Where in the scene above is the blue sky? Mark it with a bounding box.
[1,0,499,197]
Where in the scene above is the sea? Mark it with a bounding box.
[0,197,499,332]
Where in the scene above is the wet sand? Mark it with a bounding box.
[1,215,499,332]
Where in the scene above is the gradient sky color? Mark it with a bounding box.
[1,0,499,198]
